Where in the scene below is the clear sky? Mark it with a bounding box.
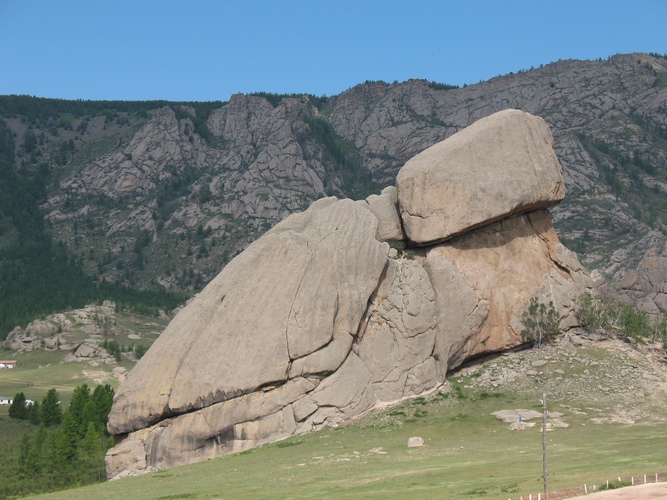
[1,0,666,102]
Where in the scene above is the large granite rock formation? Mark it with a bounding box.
[106,109,591,479]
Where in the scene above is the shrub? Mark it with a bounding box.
[576,293,612,331]
[618,303,652,341]
[134,344,147,359]
[521,297,560,346]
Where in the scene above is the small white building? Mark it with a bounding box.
[0,360,17,369]
[0,396,33,406]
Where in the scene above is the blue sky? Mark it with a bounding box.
[1,1,666,102]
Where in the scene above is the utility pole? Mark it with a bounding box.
[543,392,549,500]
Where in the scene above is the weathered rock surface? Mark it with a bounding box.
[426,209,591,374]
[63,340,112,363]
[105,110,591,479]
[107,198,389,435]
[602,235,667,316]
[396,109,565,245]
[360,186,405,242]
[407,436,424,447]
[358,258,437,402]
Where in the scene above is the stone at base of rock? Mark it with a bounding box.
[407,436,424,447]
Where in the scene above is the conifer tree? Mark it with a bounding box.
[40,389,62,426]
[27,400,41,425]
[68,384,91,437]
[9,392,28,420]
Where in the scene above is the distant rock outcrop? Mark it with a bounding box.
[591,228,667,317]
[105,110,592,479]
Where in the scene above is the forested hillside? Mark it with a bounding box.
[1,52,667,337]
[0,114,182,337]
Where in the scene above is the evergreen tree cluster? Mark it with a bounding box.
[3,384,114,497]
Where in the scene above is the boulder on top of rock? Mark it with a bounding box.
[396,109,565,245]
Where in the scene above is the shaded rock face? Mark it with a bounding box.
[425,210,591,375]
[106,110,591,479]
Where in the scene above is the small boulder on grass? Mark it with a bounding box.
[407,436,424,447]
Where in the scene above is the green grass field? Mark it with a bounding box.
[32,395,666,500]
[32,341,667,500]
[3,322,666,499]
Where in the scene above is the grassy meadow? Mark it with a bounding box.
[29,340,667,500]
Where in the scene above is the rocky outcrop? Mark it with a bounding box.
[105,110,592,479]
[63,340,114,364]
[359,186,405,243]
[603,233,667,315]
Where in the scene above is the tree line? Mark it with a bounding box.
[2,384,114,497]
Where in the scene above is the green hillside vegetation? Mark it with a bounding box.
[0,306,170,497]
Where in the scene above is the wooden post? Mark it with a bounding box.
[542,393,548,500]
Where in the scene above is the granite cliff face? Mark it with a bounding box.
[105,110,592,479]
[2,53,666,310]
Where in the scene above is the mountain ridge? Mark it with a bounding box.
[2,52,667,332]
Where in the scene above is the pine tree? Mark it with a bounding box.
[91,384,114,431]
[79,422,104,481]
[68,384,91,436]
[18,432,32,473]
[27,400,41,425]
[27,423,48,474]
[9,392,28,420]
[58,412,80,464]
[40,389,63,426]
[81,399,101,434]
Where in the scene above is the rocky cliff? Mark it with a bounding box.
[104,110,592,479]
[1,53,666,314]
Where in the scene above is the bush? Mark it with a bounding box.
[576,293,611,331]
[575,293,667,346]
[618,303,652,341]
[521,297,560,346]
[134,344,147,359]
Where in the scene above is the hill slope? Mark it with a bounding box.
[33,333,667,499]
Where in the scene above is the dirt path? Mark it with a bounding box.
[565,482,667,499]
